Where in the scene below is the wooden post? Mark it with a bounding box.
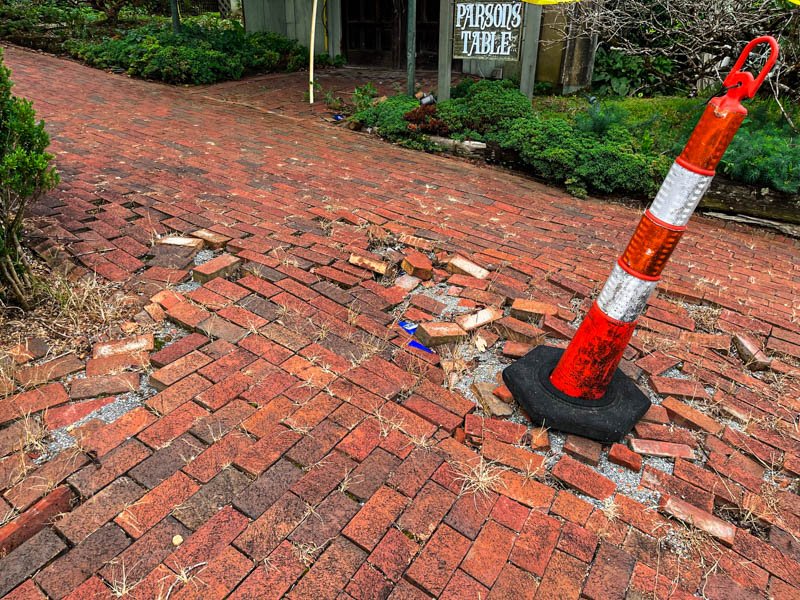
[309,0,318,104]
[407,0,417,96]
[437,0,453,101]
[519,3,542,99]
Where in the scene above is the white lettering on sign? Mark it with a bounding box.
[453,1,523,60]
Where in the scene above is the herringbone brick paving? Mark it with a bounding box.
[1,44,800,599]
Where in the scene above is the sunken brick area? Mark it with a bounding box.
[1,44,800,599]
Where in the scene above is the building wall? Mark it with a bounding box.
[243,0,342,58]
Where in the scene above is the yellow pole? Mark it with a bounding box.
[310,0,318,104]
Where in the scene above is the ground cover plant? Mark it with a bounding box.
[352,80,800,199]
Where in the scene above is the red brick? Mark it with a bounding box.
[1,528,66,598]
[182,430,251,483]
[229,541,305,600]
[629,438,695,460]
[0,485,73,555]
[635,351,680,376]
[114,470,199,538]
[661,396,723,434]
[510,510,561,576]
[167,301,211,329]
[582,542,636,600]
[195,372,253,411]
[150,333,209,368]
[550,490,594,526]
[658,495,735,546]
[34,523,129,599]
[733,529,800,588]
[649,377,712,402]
[44,396,115,430]
[415,321,467,347]
[494,470,555,510]
[67,439,150,496]
[627,561,696,600]
[0,383,70,425]
[234,491,307,561]
[314,265,360,288]
[368,527,419,582]
[138,400,209,449]
[56,476,144,544]
[397,480,456,541]
[403,394,461,433]
[167,505,249,568]
[535,549,587,599]
[406,524,471,596]
[85,350,150,377]
[69,373,139,400]
[3,579,48,599]
[401,250,433,280]
[343,486,408,551]
[192,253,241,283]
[608,443,642,471]
[287,537,366,600]
[552,455,616,501]
[461,520,516,587]
[168,544,252,600]
[494,316,545,345]
[93,334,154,359]
[641,466,714,513]
[149,351,212,390]
[345,562,393,600]
[557,520,598,563]
[4,450,87,510]
[15,355,83,387]
[489,495,528,532]
[482,437,544,473]
[488,563,538,600]
[564,434,602,466]
[502,341,532,358]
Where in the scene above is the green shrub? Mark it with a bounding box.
[592,47,683,97]
[68,16,307,84]
[722,125,800,194]
[0,49,59,309]
[488,110,670,198]
[437,79,533,136]
[352,95,436,150]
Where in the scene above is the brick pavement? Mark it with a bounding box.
[1,43,800,599]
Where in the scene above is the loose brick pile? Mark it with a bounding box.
[0,45,799,599]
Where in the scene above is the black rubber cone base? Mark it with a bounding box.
[502,346,651,444]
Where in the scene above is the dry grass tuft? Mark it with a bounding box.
[451,457,507,498]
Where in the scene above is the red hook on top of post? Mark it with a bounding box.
[722,36,780,101]
[502,37,779,443]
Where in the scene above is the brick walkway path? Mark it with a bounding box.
[1,44,800,600]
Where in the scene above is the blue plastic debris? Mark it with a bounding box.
[408,340,434,354]
[398,320,418,334]
[333,114,345,121]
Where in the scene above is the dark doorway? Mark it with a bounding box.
[342,0,441,69]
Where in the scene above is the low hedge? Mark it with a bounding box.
[352,81,800,198]
[68,15,310,84]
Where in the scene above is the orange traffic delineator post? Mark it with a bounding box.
[503,36,779,443]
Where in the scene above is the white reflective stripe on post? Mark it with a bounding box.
[596,264,658,323]
[648,163,713,227]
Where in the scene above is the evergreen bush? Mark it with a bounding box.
[0,49,59,309]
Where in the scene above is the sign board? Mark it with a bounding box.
[453,1,524,60]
